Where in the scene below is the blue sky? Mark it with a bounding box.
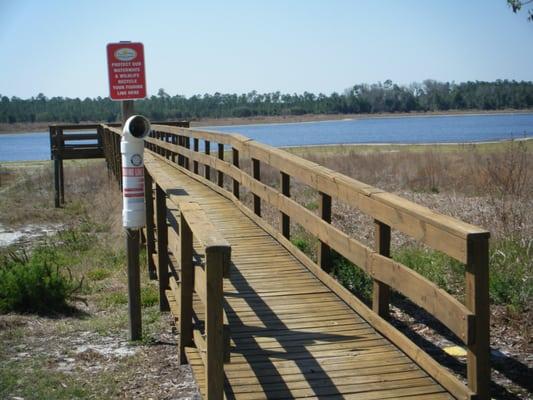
[1,0,532,98]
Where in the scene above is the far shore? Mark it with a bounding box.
[1,108,532,133]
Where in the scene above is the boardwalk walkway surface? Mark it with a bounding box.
[145,152,454,400]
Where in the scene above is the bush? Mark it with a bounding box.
[0,248,83,314]
[331,251,373,304]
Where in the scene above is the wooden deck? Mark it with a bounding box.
[145,153,454,400]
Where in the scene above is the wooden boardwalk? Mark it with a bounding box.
[145,153,453,400]
[94,123,490,399]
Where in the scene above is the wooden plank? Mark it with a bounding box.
[144,169,156,279]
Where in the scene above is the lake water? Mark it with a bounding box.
[1,113,532,162]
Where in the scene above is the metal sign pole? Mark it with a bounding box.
[122,99,142,341]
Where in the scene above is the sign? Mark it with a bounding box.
[106,42,146,100]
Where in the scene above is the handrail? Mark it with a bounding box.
[144,162,231,400]
[142,123,490,400]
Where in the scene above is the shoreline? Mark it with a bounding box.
[1,137,530,164]
[1,109,532,133]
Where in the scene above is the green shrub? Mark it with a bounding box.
[0,248,82,314]
[292,237,312,254]
[331,251,373,304]
[141,285,159,308]
[489,238,532,312]
[99,291,128,308]
[87,267,111,281]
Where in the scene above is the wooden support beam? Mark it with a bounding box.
[318,192,332,273]
[156,184,170,312]
[281,172,290,239]
[53,157,61,208]
[466,236,490,399]
[217,143,224,187]
[193,138,199,174]
[205,140,211,180]
[185,137,190,170]
[205,245,228,400]
[144,169,156,280]
[252,158,261,216]
[179,212,194,364]
[232,148,240,199]
[372,220,391,318]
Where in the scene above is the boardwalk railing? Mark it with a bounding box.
[102,124,231,400]
[99,122,490,399]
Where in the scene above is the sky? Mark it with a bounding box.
[1,0,532,99]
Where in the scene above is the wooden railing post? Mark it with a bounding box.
[372,220,391,318]
[184,137,190,170]
[156,184,170,312]
[252,158,261,216]
[466,236,490,399]
[179,212,194,364]
[217,143,224,187]
[205,245,229,400]
[318,192,332,272]
[144,169,156,279]
[281,172,290,239]
[205,140,211,180]
[178,135,185,166]
[193,138,199,174]
[232,148,240,199]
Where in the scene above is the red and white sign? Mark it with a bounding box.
[106,42,146,100]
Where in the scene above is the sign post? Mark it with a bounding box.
[107,41,147,341]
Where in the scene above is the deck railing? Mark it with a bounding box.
[102,124,231,400]
[135,123,491,400]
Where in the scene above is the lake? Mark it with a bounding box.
[1,113,532,162]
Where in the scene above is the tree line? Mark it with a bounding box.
[1,79,532,124]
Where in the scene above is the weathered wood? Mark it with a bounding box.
[179,211,194,364]
[318,192,332,273]
[156,184,170,312]
[217,143,224,187]
[372,220,391,318]
[193,138,199,174]
[281,172,290,239]
[205,140,211,180]
[466,236,490,399]
[140,140,489,400]
[205,245,228,400]
[126,228,142,341]
[144,169,156,279]
[252,158,261,216]
[232,148,240,199]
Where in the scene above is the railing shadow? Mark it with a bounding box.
[220,264,374,399]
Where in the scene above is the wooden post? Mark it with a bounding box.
[466,236,490,399]
[193,138,199,174]
[54,157,61,208]
[217,143,224,187]
[179,212,193,364]
[185,137,190,170]
[144,169,156,279]
[205,246,228,400]
[177,135,184,166]
[122,99,142,341]
[58,157,65,205]
[232,148,240,199]
[318,192,332,272]
[252,158,261,216]
[205,140,211,180]
[372,220,391,318]
[281,172,290,239]
[171,134,177,163]
[156,184,170,311]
